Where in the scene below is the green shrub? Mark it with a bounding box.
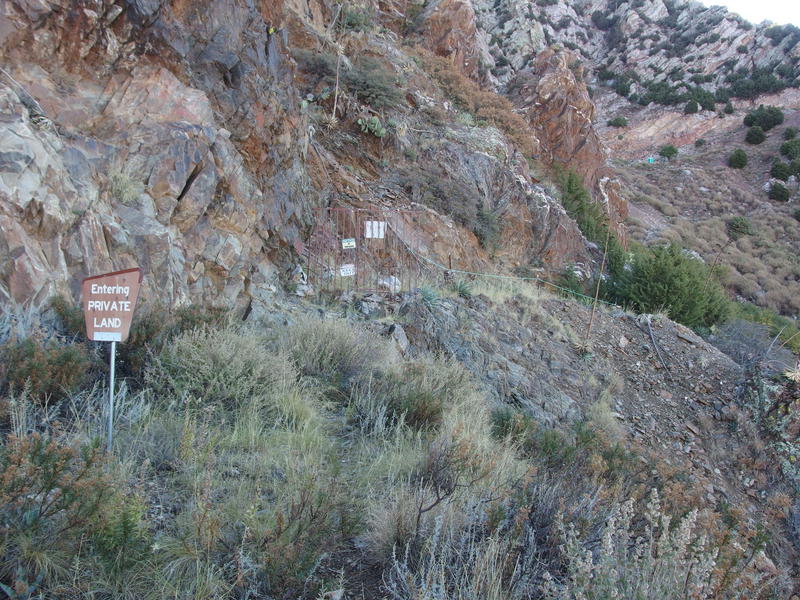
[346,57,404,108]
[793,208,800,222]
[771,160,791,181]
[744,125,766,144]
[559,171,626,276]
[730,301,800,353]
[684,99,699,114]
[726,216,754,239]
[452,279,473,299]
[117,304,226,383]
[785,127,798,140]
[293,50,404,109]
[49,295,84,336]
[474,207,501,250]
[354,358,472,432]
[607,116,628,127]
[278,317,394,390]
[94,496,150,577]
[608,243,729,328]
[694,138,706,147]
[724,101,734,114]
[490,407,575,468]
[780,138,800,160]
[743,104,784,131]
[341,6,372,31]
[0,434,112,589]
[146,327,299,413]
[357,115,387,137]
[558,267,588,300]
[0,338,92,402]
[658,145,678,160]
[768,181,790,201]
[728,148,747,168]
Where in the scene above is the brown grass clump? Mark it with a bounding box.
[413,48,537,157]
[0,337,93,403]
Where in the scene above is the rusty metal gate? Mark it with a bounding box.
[305,206,431,294]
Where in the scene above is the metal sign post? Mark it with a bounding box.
[81,267,142,451]
[108,340,116,450]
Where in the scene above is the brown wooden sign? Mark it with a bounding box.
[82,268,142,343]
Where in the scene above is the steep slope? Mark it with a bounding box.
[1,0,620,311]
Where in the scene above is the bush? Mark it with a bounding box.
[357,115,387,137]
[474,207,501,250]
[745,125,766,144]
[726,216,754,239]
[0,434,112,589]
[785,127,798,140]
[341,6,372,31]
[0,338,93,402]
[728,148,747,168]
[278,317,395,390]
[694,138,706,147]
[780,138,800,160]
[743,105,784,131]
[658,145,678,160]
[417,49,537,157]
[768,181,790,201]
[108,169,142,205]
[731,301,800,354]
[543,490,769,599]
[345,57,405,109]
[607,116,628,127]
[146,327,302,415]
[609,243,729,328]
[724,101,734,114]
[684,99,699,114]
[771,160,791,181]
[117,304,227,382]
[293,50,404,109]
[50,295,85,336]
[559,171,626,276]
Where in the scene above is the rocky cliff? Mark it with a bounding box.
[1,0,798,315]
[0,0,611,311]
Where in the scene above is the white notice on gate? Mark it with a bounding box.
[340,264,356,277]
[365,221,386,239]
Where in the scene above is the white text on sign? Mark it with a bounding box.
[87,300,132,311]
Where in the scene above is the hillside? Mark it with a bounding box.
[1,0,800,598]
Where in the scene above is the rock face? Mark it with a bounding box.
[0,0,605,311]
[508,48,627,228]
[1,0,310,310]
[418,0,492,83]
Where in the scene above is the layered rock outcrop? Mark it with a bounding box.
[508,48,627,228]
[1,0,310,310]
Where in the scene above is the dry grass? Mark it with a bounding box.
[0,310,790,598]
[617,159,800,315]
[412,48,537,158]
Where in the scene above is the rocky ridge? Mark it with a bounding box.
[472,0,800,98]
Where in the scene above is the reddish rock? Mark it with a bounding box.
[508,48,627,231]
[418,0,489,83]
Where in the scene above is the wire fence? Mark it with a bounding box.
[305,205,621,308]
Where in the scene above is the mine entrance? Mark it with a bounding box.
[305,205,430,294]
